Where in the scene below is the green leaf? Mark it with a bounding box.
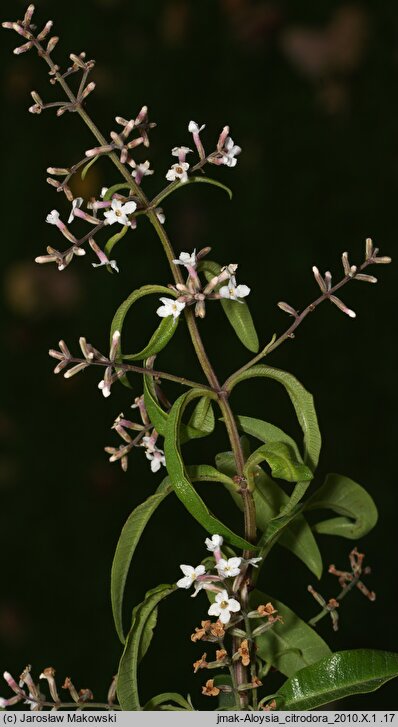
[274,649,398,710]
[111,285,179,362]
[214,675,236,710]
[250,589,331,678]
[104,225,128,258]
[143,693,193,711]
[143,375,217,442]
[234,415,302,461]
[187,463,235,487]
[216,451,322,578]
[306,473,378,539]
[226,365,321,511]
[103,184,132,200]
[153,176,233,208]
[111,478,172,643]
[117,584,176,710]
[134,603,158,664]
[164,389,257,550]
[187,396,215,435]
[199,260,259,353]
[244,442,313,484]
[81,154,99,180]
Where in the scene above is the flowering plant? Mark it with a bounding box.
[1,5,397,712]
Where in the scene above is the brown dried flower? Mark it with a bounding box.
[202,679,220,697]
[237,639,251,667]
[193,653,208,673]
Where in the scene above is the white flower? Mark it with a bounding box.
[68,197,84,224]
[92,258,119,273]
[100,187,108,198]
[222,136,241,167]
[46,210,60,225]
[246,557,262,568]
[216,557,242,578]
[166,162,190,183]
[131,160,154,180]
[172,146,193,157]
[188,120,205,133]
[156,297,185,320]
[98,379,111,398]
[205,534,223,552]
[104,198,137,226]
[219,280,250,301]
[208,589,241,624]
[177,564,206,590]
[172,250,197,268]
[145,446,166,473]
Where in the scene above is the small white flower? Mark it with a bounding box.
[156,297,186,320]
[100,187,108,199]
[246,557,262,568]
[104,198,137,226]
[172,250,197,268]
[219,280,250,301]
[172,146,193,157]
[145,446,166,473]
[98,379,111,398]
[131,160,154,179]
[216,557,242,578]
[166,162,190,183]
[68,197,84,224]
[222,136,241,167]
[46,210,60,225]
[177,564,206,590]
[208,589,241,624]
[188,120,205,134]
[92,259,119,273]
[205,534,223,552]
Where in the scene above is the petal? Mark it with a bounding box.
[176,576,191,589]
[219,286,230,299]
[122,201,137,215]
[156,306,170,318]
[218,610,231,624]
[208,603,221,617]
[229,557,242,569]
[236,285,250,298]
[180,564,195,577]
[195,565,206,577]
[150,459,161,472]
[227,598,241,613]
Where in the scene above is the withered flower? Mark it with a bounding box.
[193,653,208,673]
[202,679,220,697]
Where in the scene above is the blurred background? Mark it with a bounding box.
[0,0,397,710]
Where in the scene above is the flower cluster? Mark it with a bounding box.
[157,249,250,320]
[165,121,241,184]
[0,665,117,711]
[105,396,166,474]
[179,535,282,699]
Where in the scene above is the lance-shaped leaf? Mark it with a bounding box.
[104,224,128,258]
[117,584,176,710]
[143,374,215,443]
[233,415,302,461]
[103,183,132,200]
[143,693,194,711]
[152,175,233,207]
[216,451,322,578]
[111,477,172,644]
[306,473,378,539]
[110,284,179,362]
[164,389,256,550]
[250,589,331,678]
[244,442,313,484]
[274,649,398,710]
[226,365,321,511]
[199,260,259,353]
[81,154,99,180]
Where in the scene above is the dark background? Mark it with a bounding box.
[0,0,397,711]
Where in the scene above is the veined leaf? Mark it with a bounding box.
[143,375,216,443]
[164,389,256,550]
[143,693,194,711]
[244,442,313,484]
[306,473,378,539]
[234,415,302,461]
[216,451,322,578]
[250,589,331,678]
[111,477,172,643]
[274,649,398,710]
[110,285,179,362]
[187,396,215,435]
[199,260,259,353]
[226,365,321,511]
[117,584,176,710]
